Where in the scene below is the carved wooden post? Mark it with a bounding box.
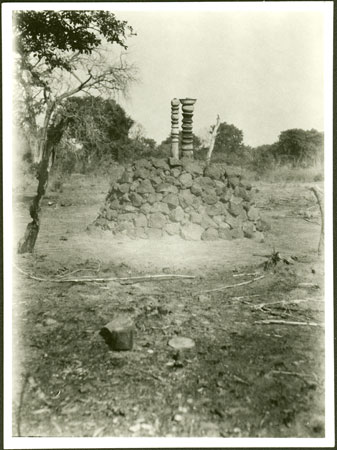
[310,187,324,255]
[180,98,196,158]
[171,98,180,159]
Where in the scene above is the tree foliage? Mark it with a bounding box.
[212,122,245,164]
[13,10,136,162]
[58,96,134,162]
[14,10,134,72]
[250,129,324,173]
[277,128,323,167]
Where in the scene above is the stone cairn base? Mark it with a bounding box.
[94,157,268,241]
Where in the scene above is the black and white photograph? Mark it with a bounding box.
[3,1,334,448]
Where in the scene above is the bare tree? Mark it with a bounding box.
[13,11,137,253]
[206,115,221,165]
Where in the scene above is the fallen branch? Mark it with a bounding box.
[233,272,260,278]
[297,282,319,289]
[309,186,324,255]
[55,261,101,279]
[269,370,317,386]
[232,374,249,385]
[14,264,195,283]
[232,294,261,300]
[254,319,322,327]
[252,299,308,310]
[198,275,265,294]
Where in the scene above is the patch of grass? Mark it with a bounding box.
[247,164,324,184]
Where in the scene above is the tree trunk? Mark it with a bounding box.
[206,115,221,165]
[17,104,66,254]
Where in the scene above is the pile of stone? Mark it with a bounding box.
[94,157,267,241]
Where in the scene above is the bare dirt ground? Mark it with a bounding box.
[12,172,325,438]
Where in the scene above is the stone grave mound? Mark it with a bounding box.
[93,157,267,241]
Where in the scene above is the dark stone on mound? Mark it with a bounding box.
[190,212,202,224]
[146,193,158,205]
[206,202,226,217]
[165,222,181,235]
[129,192,143,207]
[191,182,203,196]
[118,183,130,194]
[228,201,244,217]
[168,157,183,167]
[204,165,223,180]
[134,158,153,169]
[228,176,241,188]
[179,189,196,209]
[119,170,133,184]
[152,158,170,170]
[218,228,232,240]
[110,199,120,210]
[134,213,148,228]
[239,180,252,190]
[134,167,151,179]
[106,209,118,221]
[202,189,218,205]
[231,228,244,239]
[179,173,193,188]
[201,214,217,229]
[247,206,260,221]
[181,223,204,241]
[172,167,182,178]
[148,212,166,229]
[255,218,271,232]
[181,159,204,176]
[201,228,219,240]
[197,176,215,189]
[162,193,179,208]
[234,186,252,202]
[140,203,152,214]
[151,202,170,215]
[243,222,255,238]
[137,179,155,194]
[169,206,185,223]
[156,183,178,194]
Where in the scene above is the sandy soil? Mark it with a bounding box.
[11,173,326,439]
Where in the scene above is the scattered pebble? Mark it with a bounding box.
[129,423,141,433]
[178,406,188,413]
[45,318,58,326]
[173,414,183,422]
[198,295,210,302]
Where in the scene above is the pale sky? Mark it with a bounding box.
[114,5,329,147]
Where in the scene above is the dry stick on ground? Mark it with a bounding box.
[309,186,324,255]
[254,319,322,327]
[252,299,309,310]
[14,264,195,283]
[269,370,317,387]
[17,372,30,437]
[55,261,101,279]
[233,272,261,278]
[198,275,265,294]
[232,374,249,385]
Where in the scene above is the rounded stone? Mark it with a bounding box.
[201,228,219,241]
